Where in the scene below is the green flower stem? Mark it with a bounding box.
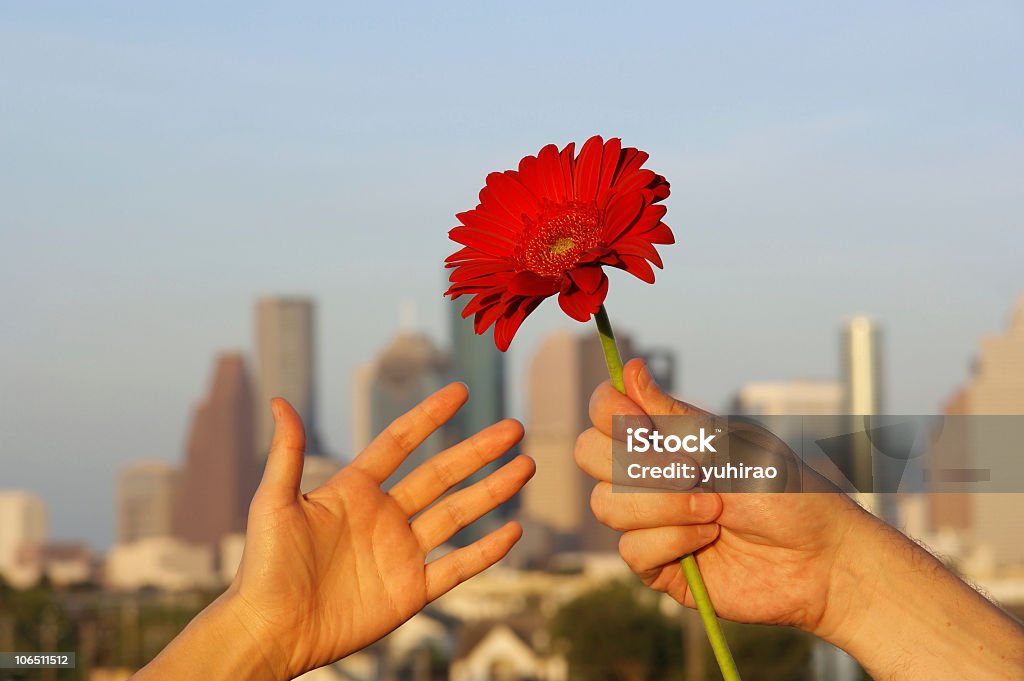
[593,304,741,681]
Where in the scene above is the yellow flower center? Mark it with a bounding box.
[516,202,603,277]
[549,237,576,256]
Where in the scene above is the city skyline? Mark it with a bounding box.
[4,291,1024,551]
[2,294,1022,600]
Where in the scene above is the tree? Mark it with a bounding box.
[552,579,682,681]
[552,579,817,681]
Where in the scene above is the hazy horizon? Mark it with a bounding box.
[2,1,1021,549]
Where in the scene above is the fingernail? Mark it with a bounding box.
[270,399,280,422]
[689,493,715,516]
[637,362,653,390]
[698,524,719,539]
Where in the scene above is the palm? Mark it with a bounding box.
[230,390,533,680]
[239,468,428,672]
[647,494,854,628]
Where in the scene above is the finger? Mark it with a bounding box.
[254,398,306,508]
[411,455,535,552]
[424,521,522,601]
[589,481,720,531]
[623,358,712,422]
[575,427,621,482]
[588,380,651,438]
[575,428,702,491]
[351,382,469,484]
[389,419,525,517]
[619,524,720,575]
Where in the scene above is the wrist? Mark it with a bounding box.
[812,501,1024,680]
[215,587,293,681]
[812,504,900,649]
[133,588,288,681]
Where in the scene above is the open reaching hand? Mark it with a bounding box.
[135,383,533,681]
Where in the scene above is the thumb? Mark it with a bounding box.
[255,398,307,507]
[622,358,710,418]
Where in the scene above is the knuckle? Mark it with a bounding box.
[431,457,458,489]
[445,499,467,529]
[573,433,588,466]
[477,537,498,564]
[589,483,608,520]
[467,433,491,466]
[415,402,445,431]
[388,486,412,513]
[628,495,656,524]
[617,533,638,567]
[451,551,469,582]
[483,472,502,503]
[385,422,416,452]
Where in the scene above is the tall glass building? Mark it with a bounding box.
[447,302,513,544]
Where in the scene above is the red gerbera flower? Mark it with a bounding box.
[444,135,674,351]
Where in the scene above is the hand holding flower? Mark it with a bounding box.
[577,359,1024,681]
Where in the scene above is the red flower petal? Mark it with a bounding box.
[595,137,622,207]
[614,148,649,183]
[474,301,505,334]
[574,135,604,203]
[613,238,664,268]
[644,222,675,245]
[461,291,502,316]
[578,246,613,264]
[449,227,515,257]
[494,297,543,351]
[485,171,541,219]
[447,260,515,283]
[568,266,606,295]
[603,192,644,243]
[559,142,576,200]
[650,175,670,201]
[508,271,560,296]
[457,208,520,238]
[608,203,667,244]
[517,154,547,202]
[537,143,567,204]
[557,272,609,322]
[611,168,657,197]
[619,255,657,283]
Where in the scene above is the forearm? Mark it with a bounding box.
[130,589,288,681]
[821,510,1023,680]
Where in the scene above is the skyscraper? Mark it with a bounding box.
[352,362,375,453]
[521,331,585,543]
[732,380,843,416]
[0,491,46,587]
[841,316,883,415]
[367,332,451,488]
[521,328,668,554]
[448,303,506,443]
[931,295,1024,568]
[254,297,323,456]
[447,303,511,543]
[118,461,178,544]
[840,316,884,514]
[172,353,261,548]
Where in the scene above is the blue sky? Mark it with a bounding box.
[1,1,1022,548]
